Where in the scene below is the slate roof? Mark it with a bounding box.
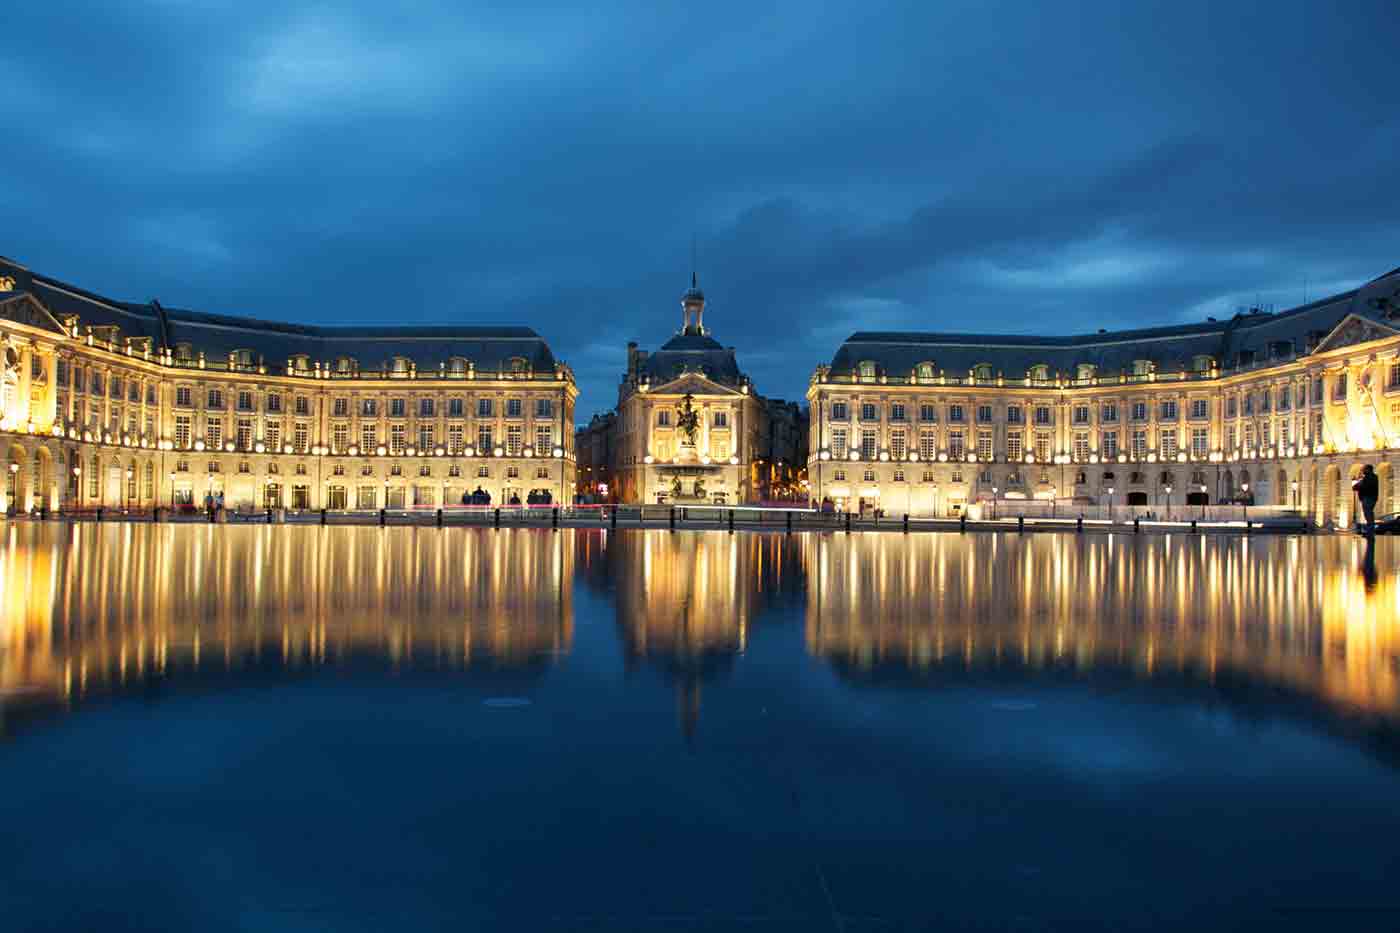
[0,256,559,374]
[639,330,744,386]
[829,265,1400,379]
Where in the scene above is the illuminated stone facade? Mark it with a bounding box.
[807,265,1400,525]
[604,278,772,505]
[0,255,577,512]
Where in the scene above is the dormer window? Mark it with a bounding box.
[1028,364,1051,383]
[508,357,530,377]
[289,354,311,373]
[391,356,412,377]
[335,356,355,375]
[448,357,468,376]
[231,349,256,371]
[1075,363,1096,382]
[1191,355,1214,372]
[971,363,994,382]
[1131,359,1154,376]
[857,360,877,382]
[915,362,935,383]
[174,343,194,362]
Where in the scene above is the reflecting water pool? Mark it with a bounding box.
[2,524,1399,931]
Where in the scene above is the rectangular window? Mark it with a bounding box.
[976,430,992,461]
[146,384,156,406]
[833,469,846,482]
[294,422,309,453]
[1072,405,1089,425]
[1190,398,1208,419]
[332,424,348,453]
[890,429,907,460]
[535,398,553,418]
[1130,401,1147,422]
[1161,429,1178,459]
[919,431,936,461]
[448,397,464,417]
[1226,396,1237,417]
[1006,405,1022,424]
[1244,394,1254,416]
[1007,431,1023,462]
[478,426,493,452]
[713,412,728,428]
[267,393,282,413]
[390,423,407,454]
[831,401,848,421]
[832,427,848,455]
[419,397,435,418]
[236,418,253,451]
[237,390,254,412]
[893,470,905,483]
[919,404,937,422]
[1391,363,1400,390]
[1314,413,1324,445]
[390,398,406,418]
[1159,400,1177,421]
[1033,432,1051,463]
[1033,405,1051,426]
[1278,387,1291,411]
[128,380,140,402]
[948,405,964,423]
[91,371,103,395]
[1131,429,1148,459]
[976,405,992,424]
[1333,373,1347,400]
[1073,432,1090,462]
[657,409,671,426]
[361,423,378,451]
[506,398,523,418]
[1101,431,1119,459]
[507,425,523,456]
[1261,389,1271,413]
[860,429,877,460]
[357,486,378,510]
[478,398,494,418]
[206,418,223,449]
[1226,424,1237,450]
[1191,428,1209,458]
[110,375,123,399]
[535,426,553,452]
[860,402,878,421]
[1100,402,1118,423]
[1245,423,1256,449]
[333,397,348,417]
[448,424,465,455]
[892,403,907,422]
[174,415,192,448]
[207,389,223,410]
[361,398,378,417]
[419,425,434,451]
[948,431,965,459]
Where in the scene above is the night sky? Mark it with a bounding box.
[5,1,1398,418]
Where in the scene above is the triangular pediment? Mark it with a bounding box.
[647,373,744,397]
[1313,313,1400,355]
[0,291,68,336]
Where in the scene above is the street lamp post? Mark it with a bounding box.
[991,485,998,520]
[1290,479,1299,510]
[1241,481,1250,523]
[125,467,134,512]
[1199,483,1208,521]
[169,471,177,512]
[1050,485,1057,519]
[72,465,81,511]
[1106,485,1115,523]
[8,461,18,514]
[1164,483,1172,520]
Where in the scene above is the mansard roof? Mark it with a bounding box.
[0,255,559,374]
[638,330,744,386]
[829,265,1400,380]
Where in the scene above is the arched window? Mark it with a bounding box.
[857,360,877,382]
[391,356,412,377]
[915,362,936,383]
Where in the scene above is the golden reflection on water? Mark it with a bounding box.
[2,524,1399,739]
[0,523,572,728]
[805,532,1400,719]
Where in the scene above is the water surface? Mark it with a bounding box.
[2,524,1398,931]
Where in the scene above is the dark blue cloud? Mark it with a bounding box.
[3,0,1398,414]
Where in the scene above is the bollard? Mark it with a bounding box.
[153,506,160,523]
[903,513,909,534]
[552,506,559,528]
[96,507,103,523]
[1245,519,1252,533]
[1018,515,1024,533]
[728,509,735,533]
[845,511,852,534]
[379,508,386,526]
[1134,517,1140,534]
[266,508,272,525]
[960,513,966,533]
[1076,516,1083,533]
[787,511,793,534]
[320,508,327,526]
[669,506,676,531]
[436,508,443,527]
[494,507,501,528]
[1191,518,1198,534]
[610,508,617,529]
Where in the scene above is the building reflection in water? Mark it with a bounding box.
[805,532,1400,723]
[579,529,802,740]
[0,524,572,733]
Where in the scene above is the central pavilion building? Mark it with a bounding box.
[0,254,577,512]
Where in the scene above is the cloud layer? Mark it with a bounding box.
[4,0,1398,413]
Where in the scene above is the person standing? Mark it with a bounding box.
[1353,464,1379,534]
